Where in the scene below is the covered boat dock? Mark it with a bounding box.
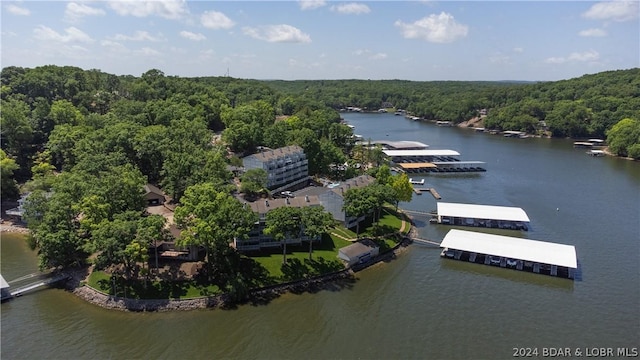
[439,229,577,279]
[384,149,486,173]
[435,202,530,230]
[366,140,429,150]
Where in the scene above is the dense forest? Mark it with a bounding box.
[2,65,639,198]
[0,65,638,289]
[265,69,640,140]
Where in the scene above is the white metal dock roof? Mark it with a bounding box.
[431,161,486,165]
[370,140,429,149]
[0,275,9,289]
[440,229,577,268]
[437,202,530,222]
[383,149,460,157]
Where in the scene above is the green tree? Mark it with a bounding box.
[240,168,268,198]
[0,98,33,160]
[606,118,640,157]
[135,214,168,273]
[49,99,84,126]
[342,187,374,236]
[174,183,257,281]
[264,206,302,265]
[89,211,140,275]
[30,191,87,270]
[0,150,20,200]
[390,173,413,210]
[300,206,334,260]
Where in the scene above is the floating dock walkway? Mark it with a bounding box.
[413,187,441,199]
[1,272,69,301]
[412,237,441,246]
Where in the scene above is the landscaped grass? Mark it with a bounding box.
[245,233,351,282]
[87,270,222,299]
[331,225,357,240]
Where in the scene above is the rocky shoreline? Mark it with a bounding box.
[9,213,416,312]
[0,221,29,234]
[69,266,357,312]
[67,237,411,312]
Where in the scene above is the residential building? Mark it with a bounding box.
[242,145,309,193]
[318,175,375,228]
[144,184,166,206]
[234,195,322,252]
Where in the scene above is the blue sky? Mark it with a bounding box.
[1,1,638,81]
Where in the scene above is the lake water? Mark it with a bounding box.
[2,112,639,359]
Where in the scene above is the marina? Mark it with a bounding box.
[383,149,486,174]
[439,229,578,279]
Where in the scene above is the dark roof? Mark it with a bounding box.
[339,239,378,258]
[243,145,304,162]
[144,184,165,197]
[248,195,320,214]
[328,175,375,197]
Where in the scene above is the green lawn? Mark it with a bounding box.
[85,206,408,298]
[87,270,222,299]
[244,233,351,282]
[331,225,357,240]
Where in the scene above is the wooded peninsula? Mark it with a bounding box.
[1,65,638,304]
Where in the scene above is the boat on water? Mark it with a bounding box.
[587,149,606,157]
[409,178,425,185]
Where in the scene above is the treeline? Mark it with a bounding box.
[265,69,640,140]
[2,65,639,199]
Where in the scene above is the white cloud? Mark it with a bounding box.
[33,25,94,43]
[395,12,468,43]
[370,53,388,60]
[582,1,638,22]
[568,50,600,62]
[101,40,128,53]
[544,57,566,64]
[330,3,371,15]
[108,0,188,20]
[299,0,326,10]
[544,50,600,64]
[135,47,162,56]
[5,4,30,16]
[65,2,105,21]
[353,49,370,56]
[180,31,206,41]
[489,53,511,65]
[243,24,311,43]
[513,47,524,53]
[112,31,164,42]
[579,28,607,37]
[201,11,235,29]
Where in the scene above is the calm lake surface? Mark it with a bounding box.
[2,112,639,359]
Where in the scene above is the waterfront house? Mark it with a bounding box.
[318,175,375,228]
[144,184,166,206]
[148,224,202,262]
[337,239,379,266]
[242,145,309,193]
